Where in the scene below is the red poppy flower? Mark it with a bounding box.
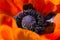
[0,0,60,40]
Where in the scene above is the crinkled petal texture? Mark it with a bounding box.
[0,25,14,40]
[0,0,60,16]
[0,0,60,40]
[0,25,49,40]
[0,13,49,40]
[53,13,60,35]
[0,0,23,16]
[0,13,18,29]
[14,28,41,40]
[44,13,60,40]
